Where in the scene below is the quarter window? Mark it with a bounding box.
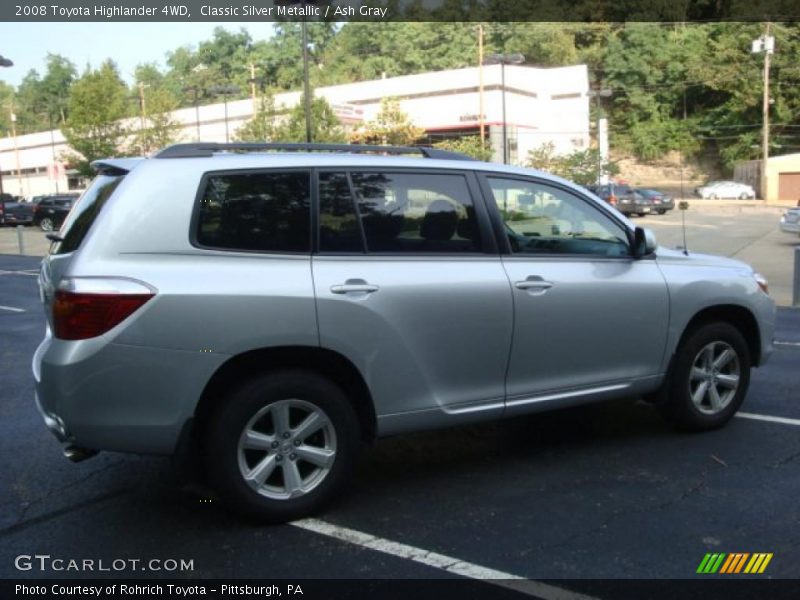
[487,178,630,257]
[196,171,311,253]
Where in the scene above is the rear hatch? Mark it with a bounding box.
[39,159,141,330]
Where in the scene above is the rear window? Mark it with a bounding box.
[194,171,311,253]
[51,173,125,255]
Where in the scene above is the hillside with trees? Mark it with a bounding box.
[3,22,799,175]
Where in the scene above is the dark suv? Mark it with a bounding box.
[591,184,652,217]
[32,194,79,231]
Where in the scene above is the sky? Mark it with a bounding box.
[0,22,273,87]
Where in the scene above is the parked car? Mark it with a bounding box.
[591,183,653,216]
[780,207,800,236]
[636,188,675,214]
[32,194,79,231]
[0,192,29,226]
[33,143,775,523]
[696,181,756,200]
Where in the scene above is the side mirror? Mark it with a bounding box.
[633,227,658,258]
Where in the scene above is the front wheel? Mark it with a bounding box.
[39,217,54,232]
[206,370,360,523]
[657,209,666,215]
[660,322,750,431]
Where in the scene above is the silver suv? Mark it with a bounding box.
[33,143,775,522]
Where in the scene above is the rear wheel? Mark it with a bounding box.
[39,217,54,232]
[660,322,750,431]
[657,209,666,215]
[738,192,749,200]
[206,370,360,523]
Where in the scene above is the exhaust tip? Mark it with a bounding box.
[63,446,98,463]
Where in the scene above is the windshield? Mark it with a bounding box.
[50,172,125,255]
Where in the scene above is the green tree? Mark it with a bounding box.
[63,61,130,174]
[274,94,346,143]
[526,142,618,185]
[129,87,181,155]
[234,90,279,142]
[433,136,493,161]
[349,97,424,145]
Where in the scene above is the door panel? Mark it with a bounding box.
[502,256,669,399]
[314,257,513,417]
[479,174,670,404]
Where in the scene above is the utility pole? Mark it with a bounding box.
[761,22,772,202]
[752,23,774,201]
[249,63,257,114]
[478,24,485,143]
[137,82,149,154]
[301,16,312,143]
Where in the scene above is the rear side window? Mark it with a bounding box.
[348,171,483,253]
[195,171,311,253]
[52,173,124,255]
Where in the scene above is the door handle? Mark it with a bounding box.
[331,281,379,294]
[514,276,554,291]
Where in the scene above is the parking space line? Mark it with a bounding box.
[291,518,599,600]
[736,412,800,427]
[775,341,800,347]
[0,269,39,276]
[0,304,25,313]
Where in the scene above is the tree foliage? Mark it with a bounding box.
[234,91,279,142]
[348,98,424,145]
[62,61,130,174]
[526,142,619,185]
[8,22,800,175]
[274,94,346,143]
[433,136,493,161]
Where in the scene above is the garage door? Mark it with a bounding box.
[778,172,800,201]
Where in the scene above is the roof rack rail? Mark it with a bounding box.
[154,142,477,161]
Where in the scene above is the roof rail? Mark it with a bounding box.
[154,142,478,161]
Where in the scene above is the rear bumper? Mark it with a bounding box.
[779,217,800,235]
[33,330,228,455]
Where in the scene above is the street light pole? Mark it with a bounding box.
[587,87,612,184]
[483,53,524,165]
[752,23,774,201]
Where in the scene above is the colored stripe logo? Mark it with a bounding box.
[697,553,773,574]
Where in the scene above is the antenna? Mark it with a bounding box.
[679,201,690,256]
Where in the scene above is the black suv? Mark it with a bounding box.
[32,194,79,231]
[590,184,652,217]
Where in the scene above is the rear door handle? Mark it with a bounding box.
[514,276,554,292]
[331,280,379,294]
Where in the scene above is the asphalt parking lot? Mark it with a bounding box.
[1,253,798,597]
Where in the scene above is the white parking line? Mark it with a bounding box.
[0,269,39,276]
[775,341,800,347]
[736,412,800,427]
[0,304,25,313]
[291,518,599,600]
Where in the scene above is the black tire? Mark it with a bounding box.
[39,217,54,232]
[206,370,360,523]
[659,322,751,431]
[738,193,748,200]
[657,209,666,215]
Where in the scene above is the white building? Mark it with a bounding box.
[0,64,590,197]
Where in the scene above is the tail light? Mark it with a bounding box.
[52,278,155,340]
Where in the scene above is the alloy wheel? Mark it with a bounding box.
[237,399,337,500]
[688,341,740,415]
